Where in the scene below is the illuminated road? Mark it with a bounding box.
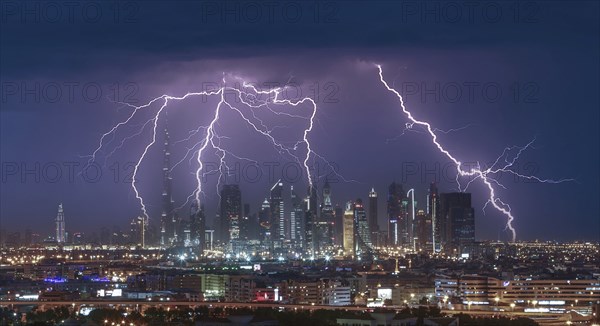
[0,301,570,317]
[2,301,585,325]
[1,301,368,311]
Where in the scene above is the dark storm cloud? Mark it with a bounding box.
[1,0,597,78]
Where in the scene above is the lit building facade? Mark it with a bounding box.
[435,275,600,307]
[319,179,335,251]
[270,180,285,249]
[387,182,406,247]
[343,201,355,258]
[219,184,242,247]
[368,188,379,247]
[55,203,66,243]
[160,127,176,247]
[353,198,371,255]
[428,183,440,253]
[290,186,305,250]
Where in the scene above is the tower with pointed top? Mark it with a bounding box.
[354,198,372,255]
[55,203,66,243]
[319,179,334,251]
[161,125,176,247]
[190,200,205,253]
[259,197,272,247]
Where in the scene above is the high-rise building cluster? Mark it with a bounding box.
[45,128,475,259]
[49,180,476,259]
[146,177,474,259]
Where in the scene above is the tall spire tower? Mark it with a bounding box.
[55,203,66,243]
[161,122,175,247]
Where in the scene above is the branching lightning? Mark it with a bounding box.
[85,77,335,224]
[377,65,573,242]
[85,66,571,243]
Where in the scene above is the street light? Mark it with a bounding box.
[510,303,515,311]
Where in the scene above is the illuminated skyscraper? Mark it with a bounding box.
[55,203,65,243]
[428,183,440,252]
[305,186,318,255]
[415,209,432,252]
[259,198,272,245]
[130,215,147,247]
[439,192,475,255]
[270,180,285,249]
[342,201,355,258]
[353,198,371,254]
[190,200,206,253]
[239,203,251,241]
[161,126,176,247]
[387,182,405,246]
[406,188,416,251]
[368,188,379,246]
[219,184,242,247]
[334,205,344,247]
[318,179,335,250]
[290,186,305,249]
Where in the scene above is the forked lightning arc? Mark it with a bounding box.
[86,79,322,221]
[376,64,572,241]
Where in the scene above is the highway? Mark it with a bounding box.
[0,300,567,317]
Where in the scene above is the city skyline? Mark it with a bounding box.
[0,178,562,246]
[0,154,597,243]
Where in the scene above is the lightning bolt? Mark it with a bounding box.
[86,66,563,243]
[86,77,336,226]
[377,64,573,242]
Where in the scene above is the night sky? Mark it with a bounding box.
[1,1,598,241]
